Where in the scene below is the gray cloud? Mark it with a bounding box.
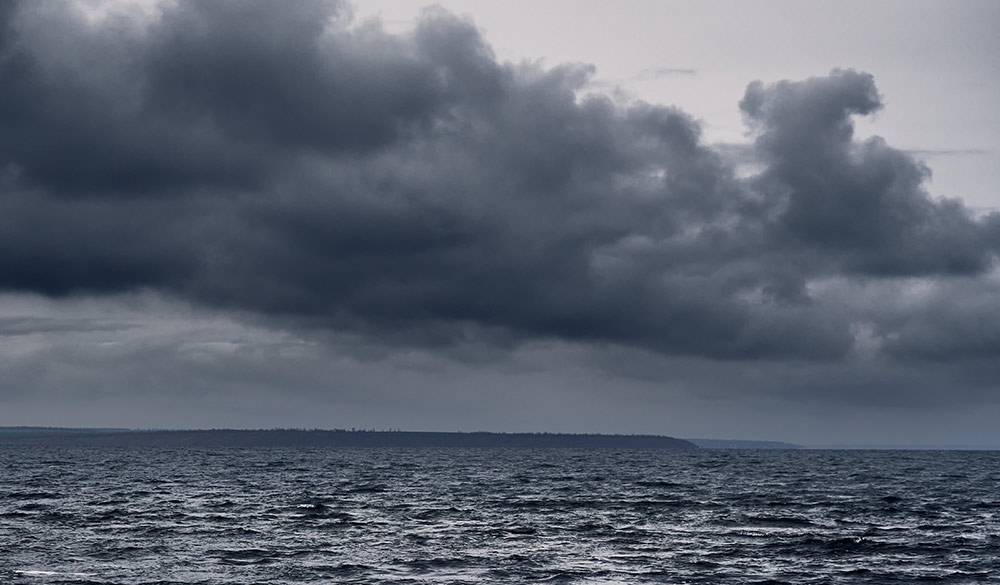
[905,148,989,157]
[0,0,998,376]
[742,70,997,277]
[634,67,697,80]
[2,296,998,444]
[0,316,133,335]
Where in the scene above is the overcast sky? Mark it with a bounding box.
[2,0,999,446]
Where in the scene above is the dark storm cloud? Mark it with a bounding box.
[1,1,997,364]
[144,1,456,155]
[741,70,997,277]
[875,277,1000,362]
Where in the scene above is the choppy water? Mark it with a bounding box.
[1,447,999,584]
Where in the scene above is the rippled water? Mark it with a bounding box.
[2,447,999,584]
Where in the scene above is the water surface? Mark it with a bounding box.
[2,447,998,584]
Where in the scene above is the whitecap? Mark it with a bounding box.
[16,569,94,577]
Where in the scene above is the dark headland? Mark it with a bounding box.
[0,427,698,449]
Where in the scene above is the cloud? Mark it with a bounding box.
[742,70,997,278]
[633,67,697,80]
[0,0,998,374]
[905,148,989,158]
[0,316,133,335]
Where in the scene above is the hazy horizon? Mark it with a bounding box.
[5,425,1000,450]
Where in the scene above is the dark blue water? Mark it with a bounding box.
[1,447,998,584]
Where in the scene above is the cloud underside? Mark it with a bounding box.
[1,0,999,367]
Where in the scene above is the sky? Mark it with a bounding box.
[1,0,999,446]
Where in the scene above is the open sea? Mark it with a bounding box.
[1,446,998,584]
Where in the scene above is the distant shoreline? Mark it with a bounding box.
[3,428,990,449]
[0,428,699,449]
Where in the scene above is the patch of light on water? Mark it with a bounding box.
[15,569,93,577]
